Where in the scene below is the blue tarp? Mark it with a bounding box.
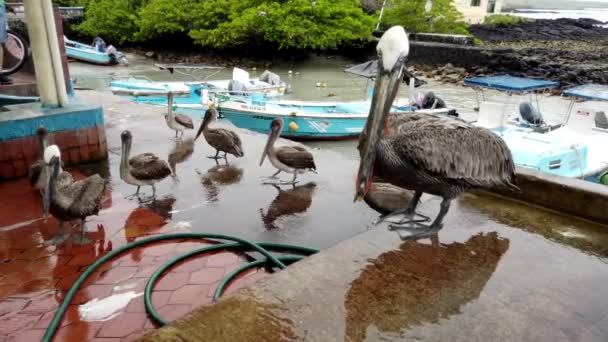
[464,75,559,92]
[563,84,608,101]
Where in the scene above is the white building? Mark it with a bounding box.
[454,0,503,24]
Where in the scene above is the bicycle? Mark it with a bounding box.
[2,4,30,76]
[2,29,29,75]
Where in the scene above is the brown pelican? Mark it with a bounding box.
[164,92,194,139]
[260,118,317,185]
[43,146,106,245]
[355,26,518,240]
[120,130,172,199]
[28,126,51,195]
[195,107,244,160]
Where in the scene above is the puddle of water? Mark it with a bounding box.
[78,291,143,322]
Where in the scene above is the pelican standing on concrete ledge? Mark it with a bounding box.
[28,126,51,194]
[43,146,106,245]
[260,119,317,185]
[120,130,172,199]
[195,107,244,160]
[355,26,518,240]
[164,92,194,139]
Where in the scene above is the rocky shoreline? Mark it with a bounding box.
[417,18,608,87]
[55,16,608,88]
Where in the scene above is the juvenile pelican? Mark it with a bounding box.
[120,130,172,199]
[260,119,317,184]
[195,107,244,160]
[28,126,51,194]
[355,26,518,240]
[43,146,106,245]
[164,92,194,139]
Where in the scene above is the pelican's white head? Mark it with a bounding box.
[376,26,409,72]
[44,145,61,164]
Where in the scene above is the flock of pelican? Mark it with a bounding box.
[30,25,517,245]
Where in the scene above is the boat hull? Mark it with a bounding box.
[65,46,116,65]
[220,108,365,140]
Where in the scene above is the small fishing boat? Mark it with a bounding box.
[464,75,608,183]
[110,65,290,117]
[213,59,441,140]
[64,36,128,65]
[215,92,451,140]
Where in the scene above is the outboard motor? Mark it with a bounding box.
[228,80,248,96]
[92,37,107,53]
[519,102,544,125]
[259,70,281,86]
[595,111,608,129]
[420,91,446,109]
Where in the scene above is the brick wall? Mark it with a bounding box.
[0,125,108,180]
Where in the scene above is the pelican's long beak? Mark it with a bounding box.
[195,116,206,141]
[260,129,276,166]
[43,162,54,221]
[355,27,409,202]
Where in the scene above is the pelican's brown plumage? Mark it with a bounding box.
[164,92,194,138]
[43,148,106,245]
[355,26,518,240]
[120,130,172,199]
[195,107,243,160]
[260,119,316,184]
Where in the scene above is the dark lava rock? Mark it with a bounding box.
[470,18,608,42]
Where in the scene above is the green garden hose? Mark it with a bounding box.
[42,233,318,342]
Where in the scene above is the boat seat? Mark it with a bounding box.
[477,101,508,129]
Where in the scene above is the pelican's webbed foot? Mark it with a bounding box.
[71,234,93,245]
[389,198,452,241]
[373,209,430,225]
[389,222,444,240]
[44,222,70,245]
[44,233,70,246]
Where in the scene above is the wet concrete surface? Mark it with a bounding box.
[1,91,608,341]
[146,194,608,342]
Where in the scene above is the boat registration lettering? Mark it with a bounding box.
[241,104,266,111]
[253,115,274,120]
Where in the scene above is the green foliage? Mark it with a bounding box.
[136,0,196,41]
[484,14,528,27]
[71,0,375,49]
[74,0,139,44]
[381,0,469,35]
[188,0,375,49]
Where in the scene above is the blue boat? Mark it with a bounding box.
[464,75,608,183]
[110,65,289,116]
[64,37,127,66]
[215,93,451,140]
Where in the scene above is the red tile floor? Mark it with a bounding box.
[0,173,269,341]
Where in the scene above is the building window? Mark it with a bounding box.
[487,0,497,12]
[471,0,481,6]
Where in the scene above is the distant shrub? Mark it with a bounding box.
[381,0,470,36]
[484,14,528,27]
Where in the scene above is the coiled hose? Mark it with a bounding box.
[42,233,318,342]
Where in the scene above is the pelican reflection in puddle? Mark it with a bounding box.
[168,137,195,181]
[345,232,510,341]
[196,160,243,202]
[124,196,176,262]
[260,182,317,229]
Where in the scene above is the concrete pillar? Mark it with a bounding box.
[23,0,68,107]
[52,6,72,94]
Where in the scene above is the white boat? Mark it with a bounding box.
[464,75,608,183]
